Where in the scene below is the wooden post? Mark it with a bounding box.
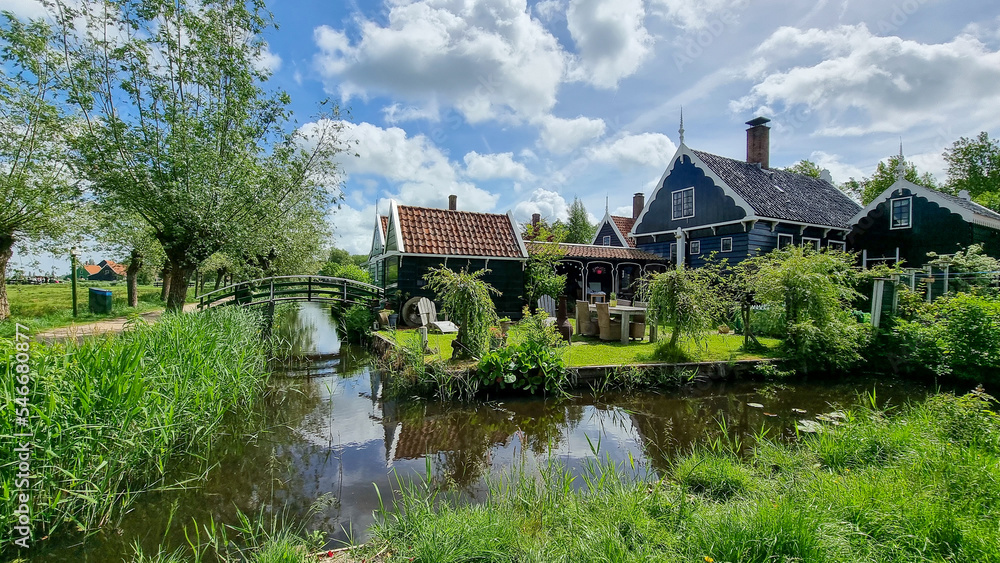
[871,280,884,328]
[307,276,312,302]
[419,326,429,353]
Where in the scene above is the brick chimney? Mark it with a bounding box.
[531,213,540,227]
[448,194,457,210]
[632,192,644,219]
[746,116,771,169]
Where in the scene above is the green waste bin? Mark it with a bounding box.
[89,288,113,314]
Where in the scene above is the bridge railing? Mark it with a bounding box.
[197,275,384,310]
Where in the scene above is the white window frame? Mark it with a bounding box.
[828,240,847,252]
[890,196,912,230]
[690,240,701,255]
[802,237,821,251]
[669,242,677,259]
[777,233,794,248]
[672,187,695,220]
[602,235,611,246]
[720,237,733,253]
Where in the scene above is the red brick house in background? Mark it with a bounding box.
[88,260,127,281]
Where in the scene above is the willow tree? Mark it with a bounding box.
[0,14,80,320]
[52,0,346,311]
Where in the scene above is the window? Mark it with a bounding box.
[891,197,911,229]
[669,242,677,259]
[690,240,701,255]
[386,256,399,287]
[777,234,794,248]
[672,187,695,220]
[802,237,821,251]
[721,237,733,252]
[828,240,847,252]
[602,235,611,246]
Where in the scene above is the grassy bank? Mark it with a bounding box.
[379,328,780,366]
[0,283,192,338]
[364,389,1000,562]
[0,308,271,550]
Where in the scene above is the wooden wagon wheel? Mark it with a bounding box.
[401,296,424,327]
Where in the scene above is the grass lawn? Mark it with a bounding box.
[380,325,781,366]
[0,283,192,338]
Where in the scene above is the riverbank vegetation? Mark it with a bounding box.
[364,388,1000,562]
[0,308,271,549]
[0,283,192,338]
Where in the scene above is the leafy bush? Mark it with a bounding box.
[890,292,1000,382]
[319,262,371,284]
[476,340,567,395]
[507,306,564,349]
[339,303,375,343]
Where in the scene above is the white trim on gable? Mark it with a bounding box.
[508,210,530,259]
[593,210,631,247]
[632,144,756,237]
[388,199,406,253]
[850,179,1000,231]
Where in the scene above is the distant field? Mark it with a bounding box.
[0,283,192,338]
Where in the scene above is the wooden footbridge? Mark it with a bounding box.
[196,275,384,311]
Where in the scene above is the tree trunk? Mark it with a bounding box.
[0,234,14,321]
[214,268,226,291]
[166,261,191,312]
[160,264,172,301]
[126,249,143,308]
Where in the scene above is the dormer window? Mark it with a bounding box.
[672,187,695,220]
[602,235,611,246]
[891,197,911,229]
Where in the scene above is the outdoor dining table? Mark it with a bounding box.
[607,305,652,344]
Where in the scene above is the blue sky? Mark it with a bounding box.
[10,0,1000,272]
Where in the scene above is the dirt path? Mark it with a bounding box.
[35,303,200,343]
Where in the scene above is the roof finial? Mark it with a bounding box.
[896,139,906,182]
[678,107,685,145]
[605,194,609,214]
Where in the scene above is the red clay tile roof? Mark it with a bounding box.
[380,215,388,236]
[525,241,665,261]
[103,260,127,276]
[610,215,637,247]
[396,205,525,258]
[83,264,102,275]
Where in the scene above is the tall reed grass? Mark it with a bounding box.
[365,388,1000,562]
[0,308,271,549]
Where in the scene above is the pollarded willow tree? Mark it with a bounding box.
[0,15,80,320]
[644,266,721,358]
[51,0,348,311]
[424,267,499,359]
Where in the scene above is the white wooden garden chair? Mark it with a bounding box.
[417,297,458,333]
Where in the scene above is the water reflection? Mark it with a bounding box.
[30,304,933,561]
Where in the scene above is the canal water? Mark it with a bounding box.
[32,303,933,561]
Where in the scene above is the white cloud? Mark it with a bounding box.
[535,114,606,154]
[565,0,653,88]
[309,120,499,212]
[4,0,48,19]
[732,25,1000,136]
[534,0,565,21]
[313,0,567,123]
[808,151,866,184]
[907,151,947,183]
[328,203,377,255]
[254,44,282,73]
[512,188,569,224]
[463,151,533,180]
[648,0,743,31]
[586,132,677,169]
[382,102,440,124]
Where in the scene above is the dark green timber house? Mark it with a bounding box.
[367,195,528,325]
[848,155,1000,268]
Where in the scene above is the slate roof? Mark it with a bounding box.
[610,216,637,247]
[526,241,665,261]
[937,191,1000,223]
[395,205,525,258]
[692,149,862,228]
